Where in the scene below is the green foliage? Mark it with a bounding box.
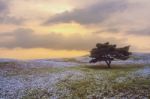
[90,42,132,67]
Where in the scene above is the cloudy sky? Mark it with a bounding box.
[0,0,150,59]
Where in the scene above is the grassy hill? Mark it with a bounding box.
[0,53,150,99]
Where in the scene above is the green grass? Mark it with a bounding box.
[1,62,149,98]
[1,66,63,77]
[67,64,143,80]
[0,62,19,69]
[57,79,97,99]
[54,64,150,98]
[111,79,150,97]
[22,88,51,99]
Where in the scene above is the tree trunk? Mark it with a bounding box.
[105,60,111,68]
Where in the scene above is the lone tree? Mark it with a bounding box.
[90,42,131,68]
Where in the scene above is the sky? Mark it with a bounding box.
[0,0,150,59]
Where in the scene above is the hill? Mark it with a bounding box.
[0,53,150,98]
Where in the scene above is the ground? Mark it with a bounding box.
[0,53,150,99]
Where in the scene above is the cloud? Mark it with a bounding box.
[0,16,24,25]
[0,0,24,25]
[126,27,150,36]
[43,0,128,25]
[99,0,150,36]
[93,28,120,34]
[0,28,126,50]
[0,0,9,15]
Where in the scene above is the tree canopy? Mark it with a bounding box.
[89,42,132,68]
